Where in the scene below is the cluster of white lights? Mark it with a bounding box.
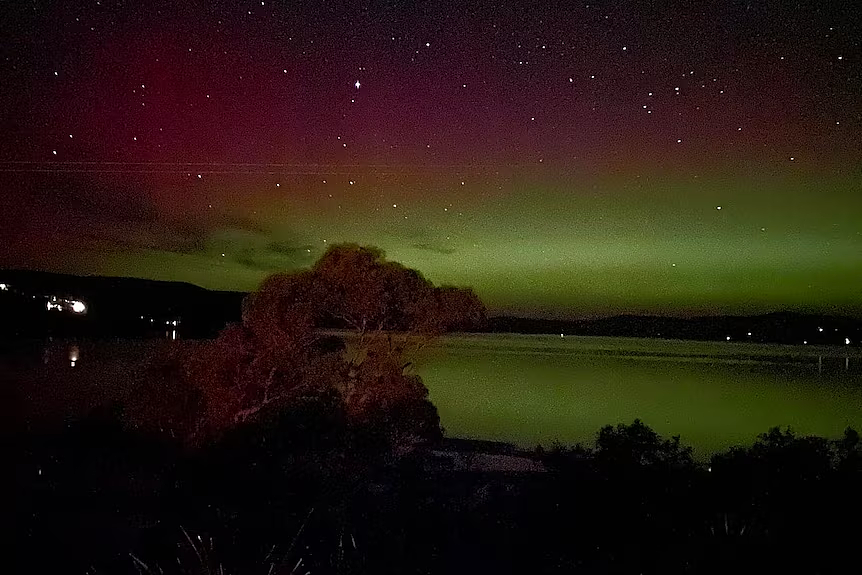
[0,283,8,291]
[46,296,87,314]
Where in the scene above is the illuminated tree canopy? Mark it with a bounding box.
[129,244,486,446]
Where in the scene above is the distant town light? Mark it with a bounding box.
[747,332,752,337]
[818,327,824,332]
[846,338,852,345]
[560,333,564,338]
[47,296,87,314]
[726,336,731,341]
[0,283,8,291]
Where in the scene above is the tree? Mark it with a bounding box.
[593,419,694,468]
[311,244,485,357]
[129,244,486,449]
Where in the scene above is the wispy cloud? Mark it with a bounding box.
[411,243,456,255]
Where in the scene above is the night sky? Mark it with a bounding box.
[1,0,859,318]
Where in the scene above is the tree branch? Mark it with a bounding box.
[233,367,279,424]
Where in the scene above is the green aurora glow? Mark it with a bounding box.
[72,170,861,318]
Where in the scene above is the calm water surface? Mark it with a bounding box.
[416,334,862,457]
[4,335,861,457]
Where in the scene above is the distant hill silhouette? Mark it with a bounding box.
[1,270,859,345]
[488,313,861,346]
[0,269,244,339]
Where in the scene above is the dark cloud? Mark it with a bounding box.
[411,243,457,255]
[0,177,176,267]
[382,223,455,255]
[234,251,282,272]
[69,185,160,225]
[233,241,317,272]
[266,241,316,258]
[0,176,259,265]
[126,223,209,255]
[384,222,432,242]
[75,216,210,256]
[215,214,269,236]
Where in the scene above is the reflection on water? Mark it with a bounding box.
[415,335,862,458]
[6,334,862,457]
[43,329,181,367]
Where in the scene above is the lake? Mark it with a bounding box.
[3,334,861,457]
[416,334,862,457]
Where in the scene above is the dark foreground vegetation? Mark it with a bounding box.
[4,245,862,573]
[7,412,862,574]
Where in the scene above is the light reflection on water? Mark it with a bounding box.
[12,335,862,457]
[414,335,862,458]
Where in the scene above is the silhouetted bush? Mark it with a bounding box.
[594,418,695,469]
[8,405,862,575]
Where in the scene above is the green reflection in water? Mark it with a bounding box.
[416,335,862,458]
